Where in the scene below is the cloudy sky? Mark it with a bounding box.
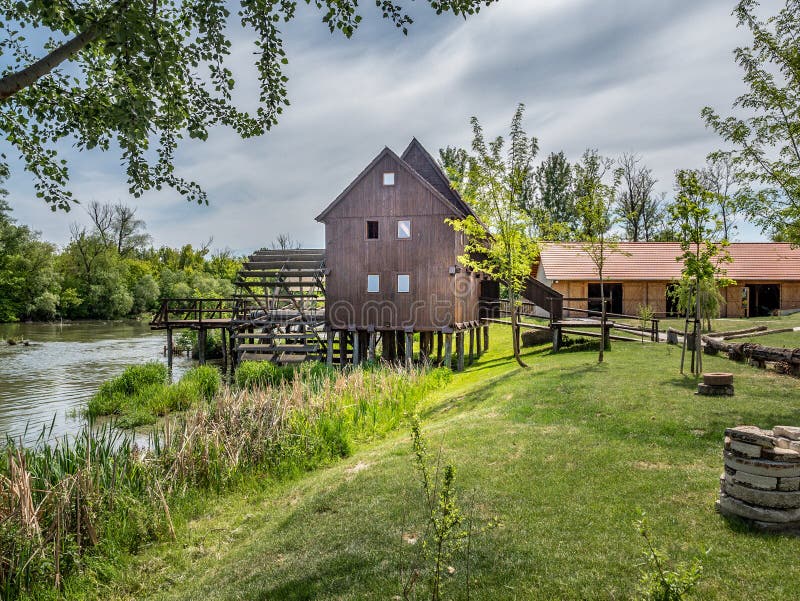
[5,0,759,252]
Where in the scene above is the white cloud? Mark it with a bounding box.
[3,0,763,250]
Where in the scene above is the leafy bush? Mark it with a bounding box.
[235,361,284,390]
[182,365,221,401]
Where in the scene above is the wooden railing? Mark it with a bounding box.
[551,297,660,341]
[150,298,237,328]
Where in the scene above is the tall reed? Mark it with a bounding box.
[0,363,450,599]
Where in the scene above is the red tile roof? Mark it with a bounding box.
[538,242,800,282]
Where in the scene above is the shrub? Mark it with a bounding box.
[88,363,168,418]
[235,361,282,390]
[181,365,221,401]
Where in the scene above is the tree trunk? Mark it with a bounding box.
[509,291,528,368]
[598,279,605,363]
[0,0,130,100]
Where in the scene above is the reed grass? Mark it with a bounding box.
[0,363,450,599]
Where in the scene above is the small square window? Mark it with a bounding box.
[397,219,411,239]
[397,274,410,293]
[367,274,380,293]
[366,220,379,239]
[383,172,395,186]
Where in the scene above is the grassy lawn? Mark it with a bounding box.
[71,327,800,600]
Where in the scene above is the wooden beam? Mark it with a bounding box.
[326,330,334,366]
[339,330,347,366]
[166,328,173,368]
[368,332,376,362]
[352,330,360,365]
[405,332,414,368]
[476,324,482,356]
[456,331,465,372]
[468,328,475,365]
[444,333,453,369]
[483,325,489,352]
[437,332,443,363]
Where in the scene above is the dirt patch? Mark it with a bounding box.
[344,461,371,478]
[633,461,673,470]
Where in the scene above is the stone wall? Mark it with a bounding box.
[717,425,800,531]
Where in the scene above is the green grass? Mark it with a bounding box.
[52,326,800,600]
[87,364,221,427]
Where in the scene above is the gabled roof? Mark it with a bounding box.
[315,140,476,223]
[538,242,800,282]
[400,138,477,219]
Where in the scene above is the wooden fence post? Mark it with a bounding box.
[456,332,465,372]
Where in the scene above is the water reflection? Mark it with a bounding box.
[0,321,195,444]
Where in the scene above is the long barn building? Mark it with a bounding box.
[535,242,800,318]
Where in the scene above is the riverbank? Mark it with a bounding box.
[55,325,800,600]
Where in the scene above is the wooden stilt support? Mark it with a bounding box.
[397,331,406,360]
[352,330,360,365]
[326,330,334,366]
[476,324,483,356]
[368,331,376,362]
[468,328,475,365]
[383,330,395,362]
[456,331,465,372]
[552,326,562,352]
[198,329,206,365]
[483,325,489,352]
[166,328,174,368]
[405,331,414,368]
[437,332,443,363]
[220,328,228,367]
[339,330,347,366]
[444,333,453,369]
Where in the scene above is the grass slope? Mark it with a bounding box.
[75,329,800,600]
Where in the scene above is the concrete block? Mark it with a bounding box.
[731,470,778,490]
[724,452,800,478]
[725,426,775,449]
[717,492,800,523]
[779,477,800,492]
[774,425,800,441]
[723,476,800,508]
[730,440,763,458]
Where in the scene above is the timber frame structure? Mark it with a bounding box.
[151,138,564,370]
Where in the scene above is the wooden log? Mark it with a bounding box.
[166,328,173,368]
[723,327,794,341]
[468,328,475,365]
[339,331,347,366]
[702,335,800,365]
[706,325,769,339]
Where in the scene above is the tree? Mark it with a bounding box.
[439,146,470,192]
[446,104,540,367]
[573,149,621,363]
[702,0,800,242]
[700,153,740,241]
[0,1,495,211]
[668,170,732,375]
[531,151,578,239]
[616,153,659,241]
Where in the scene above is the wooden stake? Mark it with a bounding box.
[456,332,465,372]
[166,328,173,368]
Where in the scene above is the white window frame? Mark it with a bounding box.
[397,219,412,239]
[383,172,395,186]
[367,274,380,293]
[397,274,410,293]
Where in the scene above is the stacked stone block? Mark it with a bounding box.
[717,425,800,531]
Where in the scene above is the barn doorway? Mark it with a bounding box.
[748,284,780,317]
[665,283,681,317]
[588,283,623,316]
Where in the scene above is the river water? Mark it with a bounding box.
[0,321,195,445]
